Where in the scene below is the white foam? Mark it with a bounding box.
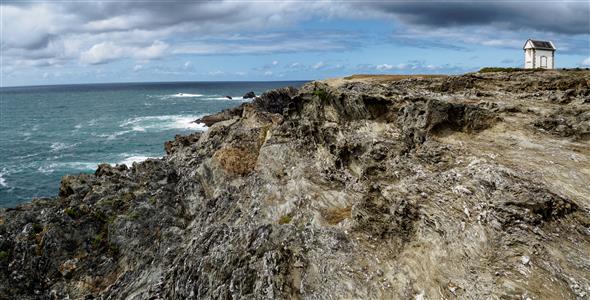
[118,155,157,166]
[38,162,99,174]
[170,93,203,98]
[97,130,133,140]
[119,115,207,132]
[0,169,7,188]
[202,96,244,101]
[50,142,76,152]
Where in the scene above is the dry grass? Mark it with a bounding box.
[322,206,352,225]
[344,74,447,82]
[213,146,258,176]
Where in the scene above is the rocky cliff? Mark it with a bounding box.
[1,70,589,299]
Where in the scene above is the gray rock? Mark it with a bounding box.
[1,71,590,299]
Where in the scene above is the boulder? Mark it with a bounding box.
[243,91,256,99]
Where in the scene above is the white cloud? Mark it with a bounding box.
[80,42,128,65]
[272,60,279,65]
[376,64,393,70]
[135,41,169,61]
[264,71,273,76]
[312,61,326,70]
[133,65,143,72]
[79,41,168,65]
[581,57,590,66]
[183,61,192,69]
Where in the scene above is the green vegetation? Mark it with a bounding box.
[0,251,9,261]
[278,214,293,225]
[92,231,107,248]
[65,207,79,218]
[312,88,331,102]
[93,211,109,223]
[31,223,43,234]
[479,67,524,73]
[127,210,141,220]
[121,192,135,202]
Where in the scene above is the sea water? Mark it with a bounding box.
[0,81,307,207]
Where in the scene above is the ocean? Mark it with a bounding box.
[0,81,307,207]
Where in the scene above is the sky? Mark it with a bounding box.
[1,0,589,87]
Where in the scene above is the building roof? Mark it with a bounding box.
[523,39,556,50]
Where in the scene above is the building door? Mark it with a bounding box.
[540,56,547,68]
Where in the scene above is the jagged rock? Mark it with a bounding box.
[243,91,256,99]
[193,104,245,127]
[1,71,590,299]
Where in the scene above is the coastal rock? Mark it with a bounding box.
[243,91,256,99]
[1,70,590,299]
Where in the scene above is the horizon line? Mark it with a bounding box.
[0,79,313,89]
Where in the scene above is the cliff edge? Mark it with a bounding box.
[1,70,589,299]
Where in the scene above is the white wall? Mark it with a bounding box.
[524,48,554,69]
[535,49,554,69]
[524,49,534,68]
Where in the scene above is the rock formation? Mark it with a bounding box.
[243,91,256,99]
[1,70,589,299]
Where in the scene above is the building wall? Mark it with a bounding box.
[535,49,554,69]
[524,48,554,69]
[524,49,534,68]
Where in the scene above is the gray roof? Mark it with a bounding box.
[524,39,556,50]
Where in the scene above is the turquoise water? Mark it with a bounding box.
[0,81,306,207]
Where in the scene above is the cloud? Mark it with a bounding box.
[208,70,224,76]
[361,2,590,35]
[79,40,168,64]
[312,62,326,70]
[172,32,358,55]
[80,42,127,65]
[272,60,279,66]
[582,57,590,66]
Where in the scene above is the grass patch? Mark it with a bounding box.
[479,67,524,73]
[278,213,293,225]
[121,192,135,202]
[127,210,142,221]
[0,251,9,261]
[312,89,330,102]
[344,74,447,81]
[64,207,79,219]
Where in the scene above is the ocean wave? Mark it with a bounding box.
[95,130,133,140]
[38,162,98,174]
[118,155,158,166]
[50,142,77,152]
[153,93,204,100]
[120,115,206,132]
[201,96,246,101]
[0,169,8,188]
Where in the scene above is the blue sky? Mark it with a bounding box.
[1,1,589,87]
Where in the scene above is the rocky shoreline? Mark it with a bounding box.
[1,70,589,299]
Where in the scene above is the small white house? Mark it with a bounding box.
[523,39,556,69]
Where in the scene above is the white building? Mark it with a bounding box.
[523,39,556,69]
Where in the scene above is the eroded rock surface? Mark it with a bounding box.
[1,70,590,299]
